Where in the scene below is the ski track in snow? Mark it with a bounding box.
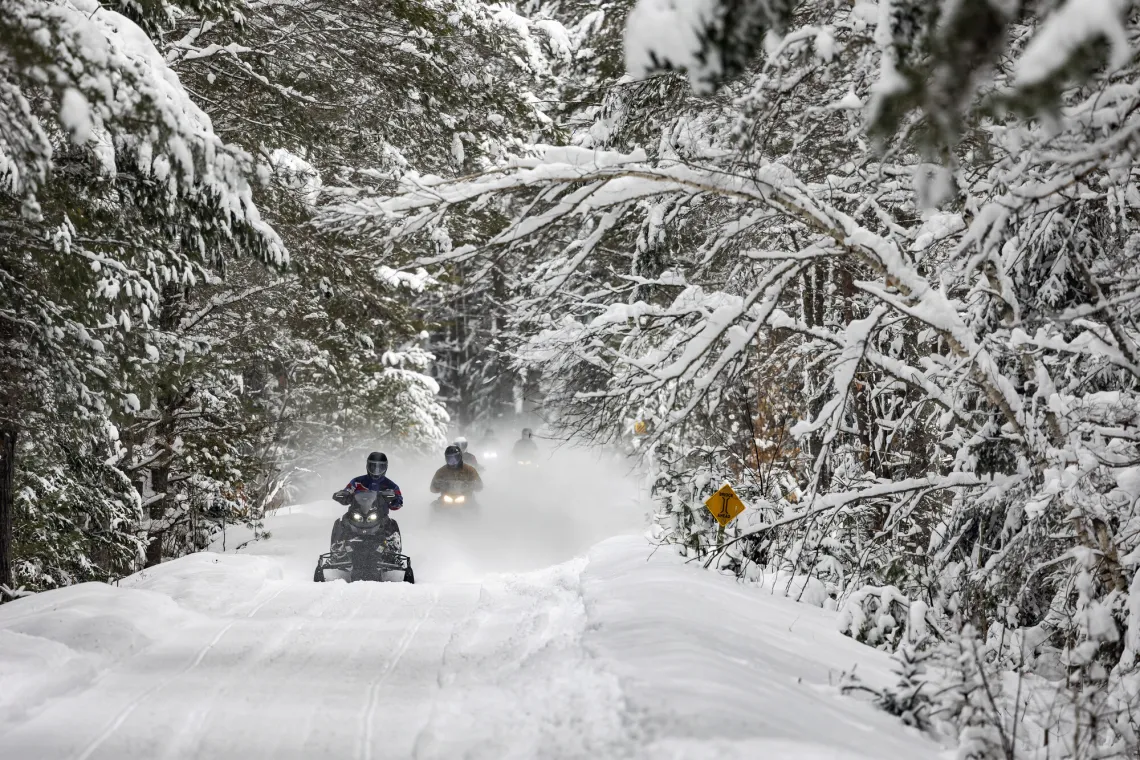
[0,478,943,760]
[72,579,297,760]
[73,618,240,760]
[358,588,439,760]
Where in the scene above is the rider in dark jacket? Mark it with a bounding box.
[343,451,404,508]
[332,452,402,555]
[431,445,483,495]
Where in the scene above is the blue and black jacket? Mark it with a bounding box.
[344,475,404,510]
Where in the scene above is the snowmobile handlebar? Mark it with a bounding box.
[333,488,397,506]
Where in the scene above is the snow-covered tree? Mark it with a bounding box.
[322,2,1140,754]
[0,0,283,592]
[2,0,588,586]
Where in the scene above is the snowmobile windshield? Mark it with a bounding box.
[353,491,378,510]
[348,491,389,522]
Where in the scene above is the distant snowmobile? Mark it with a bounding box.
[513,428,538,468]
[479,428,501,467]
[313,489,414,583]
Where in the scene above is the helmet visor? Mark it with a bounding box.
[367,459,387,478]
[446,453,462,467]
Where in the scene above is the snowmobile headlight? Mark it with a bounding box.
[443,494,454,503]
[352,512,364,521]
[454,494,466,504]
[367,512,379,522]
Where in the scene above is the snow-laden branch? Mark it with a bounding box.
[323,145,1046,459]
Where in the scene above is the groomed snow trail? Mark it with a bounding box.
[1,473,942,759]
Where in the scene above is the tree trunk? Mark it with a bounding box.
[802,262,832,491]
[144,441,171,568]
[0,424,16,594]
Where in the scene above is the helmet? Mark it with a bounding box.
[455,436,468,452]
[521,428,532,439]
[445,444,463,469]
[366,451,388,478]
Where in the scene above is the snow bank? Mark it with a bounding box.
[581,536,940,759]
[119,552,285,615]
[0,583,200,731]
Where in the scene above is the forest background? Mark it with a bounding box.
[4,0,1140,756]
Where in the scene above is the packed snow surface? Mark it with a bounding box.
[1,454,939,759]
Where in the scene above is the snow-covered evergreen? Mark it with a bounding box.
[1,0,543,588]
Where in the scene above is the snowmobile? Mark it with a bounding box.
[431,487,480,519]
[313,489,414,583]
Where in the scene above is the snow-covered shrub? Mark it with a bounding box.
[843,641,935,732]
[12,403,144,591]
[840,587,930,651]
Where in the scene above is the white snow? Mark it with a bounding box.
[268,148,322,208]
[910,212,965,252]
[624,0,722,89]
[1015,0,1131,86]
[59,88,93,145]
[0,466,940,759]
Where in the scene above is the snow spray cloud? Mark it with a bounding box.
[288,437,647,582]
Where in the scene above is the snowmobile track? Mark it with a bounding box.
[358,588,441,760]
[72,618,239,760]
[69,582,290,760]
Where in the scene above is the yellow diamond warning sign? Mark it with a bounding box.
[705,483,746,527]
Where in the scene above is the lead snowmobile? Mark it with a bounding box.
[313,489,414,583]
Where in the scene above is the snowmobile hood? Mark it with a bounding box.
[345,491,390,534]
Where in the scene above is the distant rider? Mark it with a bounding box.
[430,444,483,496]
[454,436,480,470]
[512,428,538,461]
[479,427,500,460]
[331,451,403,555]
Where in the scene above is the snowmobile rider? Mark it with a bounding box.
[430,444,483,495]
[512,428,538,460]
[331,452,403,556]
[479,427,501,461]
[343,451,404,507]
[454,436,480,470]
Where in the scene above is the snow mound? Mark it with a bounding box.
[0,583,199,730]
[120,552,285,615]
[581,536,938,758]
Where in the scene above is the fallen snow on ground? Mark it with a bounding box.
[0,498,942,759]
